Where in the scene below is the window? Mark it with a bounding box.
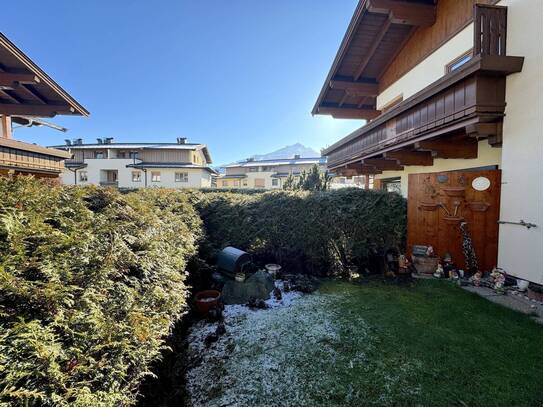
[242,179,248,187]
[272,178,279,187]
[79,171,88,182]
[117,152,126,158]
[94,151,105,159]
[446,49,473,73]
[254,178,265,188]
[151,171,161,182]
[249,167,258,172]
[233,180,240,187]
[261,166,272,172]
[129,151,139,159]
[175,172,189,183]
[222,180,228,187]
[132,171,141,182]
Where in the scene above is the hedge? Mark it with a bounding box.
[0,180,406,406]
[0,178,202,406]
[194,188,406,275]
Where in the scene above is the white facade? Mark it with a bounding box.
[218,157,327,189]
[366,1,543,284]
[57,141,215,189]
[496,0,543,284]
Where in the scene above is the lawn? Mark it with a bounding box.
[185,279,543,406]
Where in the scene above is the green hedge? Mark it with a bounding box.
[0,179,202,406]
[194,188,406,275]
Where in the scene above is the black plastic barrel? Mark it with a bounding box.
[216,246,251,274]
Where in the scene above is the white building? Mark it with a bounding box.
[52,138,217,189]
[218,156,327,189]
[313,0,543,285]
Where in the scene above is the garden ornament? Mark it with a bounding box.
[433,263,444,278]
[470,271,483,287]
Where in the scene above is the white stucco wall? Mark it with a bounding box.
[377,24,474,110]
[61,159,211,189]
[375,141,501,197]
[495,0,543,283]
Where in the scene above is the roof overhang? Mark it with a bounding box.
[312,0,437,120]
[0,32,89,118]
[323,53,524,172]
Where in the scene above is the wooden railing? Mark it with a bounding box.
[474,4,507,56]
[0,146,63,173]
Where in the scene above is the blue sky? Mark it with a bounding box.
[4,0,363,164]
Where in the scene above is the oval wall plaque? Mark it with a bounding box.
[472,176,491,191]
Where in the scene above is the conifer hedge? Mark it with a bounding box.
[194,188,406,275]
[0,178,202,406]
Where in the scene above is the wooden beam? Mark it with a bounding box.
[317,106,381,120]
[329,80,379,96]
[465,122,503,148]
[384,150,433,166]
[346,162,383,175]
[0,103,74,117]
[367,0,437,26]
[0,72,40,88]
[361,158,404,171]
[354,17,392,81]
[414,138,478,159]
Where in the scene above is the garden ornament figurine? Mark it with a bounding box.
[470,271,483,287]
[433,262,444,278]
[426,246,435,257]
[490,267,506,294]
[442,253,456,279]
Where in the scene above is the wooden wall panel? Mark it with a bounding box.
[407,169,501,273]
[379,0,498,92]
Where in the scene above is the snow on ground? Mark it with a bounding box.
[185,280,421,407]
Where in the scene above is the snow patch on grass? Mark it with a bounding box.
[185,281,422,407]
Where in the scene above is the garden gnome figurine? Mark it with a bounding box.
[433,262,444,278]
[426,246,435,257]
[490,267,506,294]
[442,253,456,279]
[470,271,483,287]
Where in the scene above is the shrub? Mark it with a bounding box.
[194,188,406,275]
[0,178,202,406]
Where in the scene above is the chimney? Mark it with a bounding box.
[294,154,301,159]
[104,137,114,144]
[247,157,255,162]
[177,137,187,144]
[73,138,83,145]
[96,138,103,144]
[65,139,72,146]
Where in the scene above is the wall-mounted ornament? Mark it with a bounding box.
[437,175,448,183]
[472,176,491,191]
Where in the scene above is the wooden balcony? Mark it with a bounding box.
[322,4,524,173]
[0,137,70,176]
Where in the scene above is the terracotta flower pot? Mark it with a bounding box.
[195,290,221,316]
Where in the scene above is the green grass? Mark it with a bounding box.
[187,279,543,407]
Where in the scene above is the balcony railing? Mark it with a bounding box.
[325,5,522,169]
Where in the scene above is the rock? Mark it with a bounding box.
[216,322,226,336]
[221,271,275,305]
[204,333,219,347]
[273,287,282,300]
[247,296,268,310]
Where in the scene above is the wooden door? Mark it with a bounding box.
[407,169,501,273]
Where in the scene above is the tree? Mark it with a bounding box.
[283,164,331,191]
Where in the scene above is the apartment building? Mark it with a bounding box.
[314,0,542,285]
[0,33,87,178]
[218,156,326,189]
[53,138,217,189]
